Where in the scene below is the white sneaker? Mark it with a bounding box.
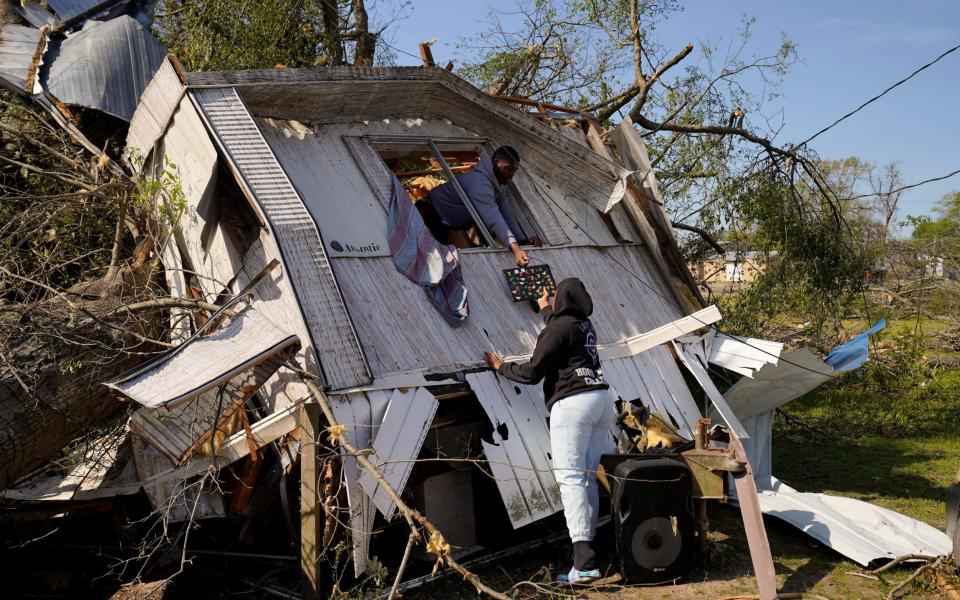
[556,566,601,584]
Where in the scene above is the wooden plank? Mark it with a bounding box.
[610,118,705,307]
[583,119,695,313]
[358,388,438,520]
[465,372,562,528]
[729,432,778,600]
[299,401,324,599]
[596,305,721,360]
[191,87,371,390]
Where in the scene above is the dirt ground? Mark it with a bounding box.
[400,506,956,600]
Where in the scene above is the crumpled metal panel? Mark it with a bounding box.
[41,15,166,120]
[759,480,952,567]
[17,0,157,29]
[14,1,58,28]
[0,24,43,94]
[712,323,952,566]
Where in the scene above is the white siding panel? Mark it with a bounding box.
[466,372,562,528]
[358,388,438,521]
[330,244,682,380]
[160,100,243,300]
[258,120,392,258]
[126,58,186,167]
[331,390,390,576]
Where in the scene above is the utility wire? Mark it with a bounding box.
[799,42,960,147]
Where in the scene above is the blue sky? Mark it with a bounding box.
[383,1,959,229]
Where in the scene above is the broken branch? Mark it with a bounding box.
[671,221,725,256]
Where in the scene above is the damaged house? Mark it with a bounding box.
[2,38,952,597]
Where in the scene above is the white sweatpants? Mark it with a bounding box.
[550,388,617,542]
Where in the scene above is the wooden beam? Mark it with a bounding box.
[728,433,778,600]
[300,400,324,599]
[419,39,436,67]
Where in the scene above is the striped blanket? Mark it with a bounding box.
[388,175,469,324]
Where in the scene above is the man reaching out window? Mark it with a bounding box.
[417,145,541,265]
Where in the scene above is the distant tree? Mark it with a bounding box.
[911,191,960,240]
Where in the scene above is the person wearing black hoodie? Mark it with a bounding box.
[484,277,616,584]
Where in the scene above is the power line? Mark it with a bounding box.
[799,42,960,147]
[843,167,960,202]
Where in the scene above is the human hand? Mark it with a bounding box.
[484,351,504,371]
[537,287,552,311]
[511,243,529,266]
[528,235,543,248]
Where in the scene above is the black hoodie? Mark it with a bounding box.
[498,278,608,409]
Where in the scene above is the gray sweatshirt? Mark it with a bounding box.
[425,154,524,247]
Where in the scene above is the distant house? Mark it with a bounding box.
[690,249,777,285]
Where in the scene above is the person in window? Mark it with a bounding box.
[483,278,615,584]
[417,145,541,265]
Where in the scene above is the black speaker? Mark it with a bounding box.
[611,458,697,584]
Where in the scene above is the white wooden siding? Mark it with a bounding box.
[125,57,185,167]
[159,99,243,300]
[358,388,438,520]
[330,244,682,380]
[191,87,370,390]
[329,391,390,576]
[602,347,702,438]
[229,235,313,410]
[465,372,562,528]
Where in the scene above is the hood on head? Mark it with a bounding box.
[474,153,498,186]
[554,277,593,317]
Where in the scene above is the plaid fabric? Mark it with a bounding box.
[387,175,469,324]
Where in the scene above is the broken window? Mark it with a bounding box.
[345,134,639,251]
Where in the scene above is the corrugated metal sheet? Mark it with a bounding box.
[18,0,157,29]
[466,372,562,528]
[0,24,44,94]
[674,341,748,439]
[41,15,165,120]
[329,390,390,576]
[15,2,59,29]
[758,481,951,567]
[192,87,371,390]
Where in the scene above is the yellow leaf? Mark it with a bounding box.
[325,423,346,445]
[425,530,450,558]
